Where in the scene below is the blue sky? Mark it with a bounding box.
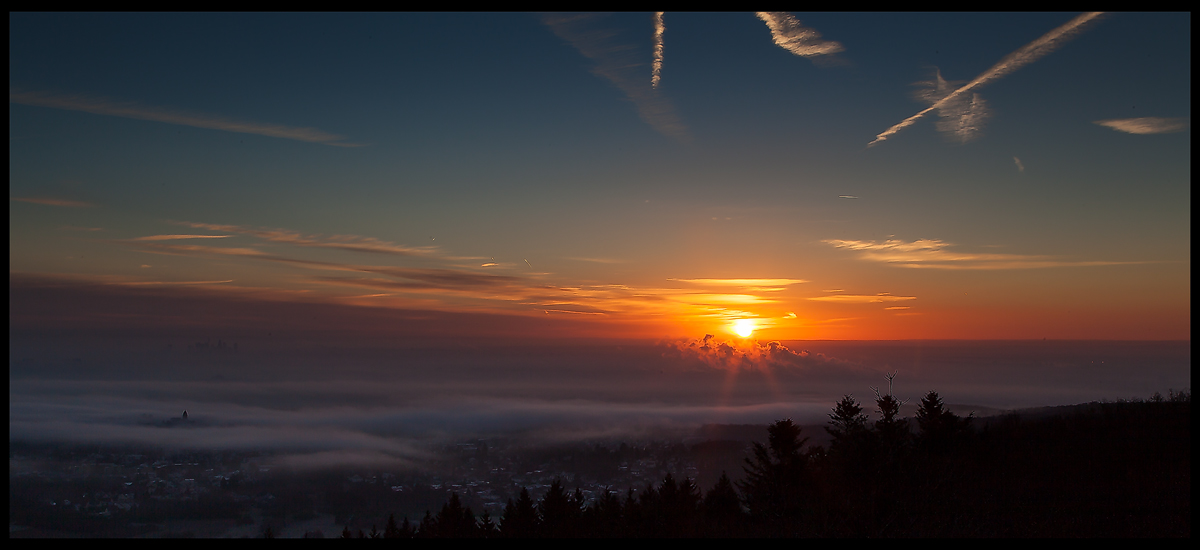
[10,12,1191,340]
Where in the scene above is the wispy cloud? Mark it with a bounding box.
[911,68,991,143]
[10,89,363,147]
[670,278,807,287]
[1014,156,1025,173]
[869,12,1104,146]
[824,238,1145,269]
[651,12,665,89]
[121,221,810,328]
[756,12,844,59]
[110,279,235,286]
[176,222,435,256]
[808,292,916,303]
[132,234,232,241]
[10,196,95,207]
[1094,117,1189,134]
[542,13,689,140]
[564,256,626,264]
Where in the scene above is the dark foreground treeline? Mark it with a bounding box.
[349,388,1190,538]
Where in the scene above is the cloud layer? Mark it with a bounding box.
[824,238,1143,269]
[1094,117,1189,134]
[10,196,95,207]
[10,89,361,147]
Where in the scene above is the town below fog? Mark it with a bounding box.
[10,419,775,538]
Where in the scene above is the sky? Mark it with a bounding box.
[8,13,1191,458]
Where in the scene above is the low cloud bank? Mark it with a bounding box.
[662,335,849,373]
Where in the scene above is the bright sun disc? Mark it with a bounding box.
[733,319,755,338]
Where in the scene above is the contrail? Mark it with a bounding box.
[868,12,1103,147]
[652,12,665,89]
[756,12,843,59]
[10,89,362,147]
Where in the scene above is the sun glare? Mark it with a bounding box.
[733,319,755,338]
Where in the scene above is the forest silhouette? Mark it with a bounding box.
[348,385,1190,538]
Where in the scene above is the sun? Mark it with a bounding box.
[732,319,756,338]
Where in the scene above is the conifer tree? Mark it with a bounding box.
[499,487,538,538]
[477,509,498,538]
[538,479,580,538]
[702,472,744,537]
[738,419,811,536]
[384,513,401,538]
[915,390,972,453]
[435,492,475,538]
[827,394,869,446]
[584,489,623,538]
[873,373,911,457]
[417,510,436,538]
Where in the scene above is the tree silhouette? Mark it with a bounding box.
[872,373,910,457]
[738,419,812,536]
[499,487,538,538]
[583,488,624,537]
[649,473,701,537]
[537,479,580,538]
[702,471,745,537]
[434,492,476,538]
[915,390,972,454]
[476,509,498,538]
[826,394,871,460]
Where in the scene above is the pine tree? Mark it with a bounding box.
[417,510,436,538]
[477,509,498,538]
[702,472,744,537]
[873,373,911,458]
[583,489,623,538]
[499,487,538,538]
[384,513,401,538]
[738,419,811,536]
[435,492,474,538]
[915,390,972,453]
[827,394,869,445]
[538,479,580,538]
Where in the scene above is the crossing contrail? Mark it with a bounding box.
[868,12,1103,147]
[652,12,665,89]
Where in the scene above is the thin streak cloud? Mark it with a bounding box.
[869,12,1103,147]
[1094,117,1189,134]
[132,234,233,241]
[9,89,363,147]
[669,278,807,287]
[111,279,235,286]
[756,12,844,59]
[807,293,916,303]
[176,222,435,256]
[542,13,689,140]
[10,196,95,207]
[825,238,1147,269]
[651,12,665,89]
[1014,156,1025,173]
